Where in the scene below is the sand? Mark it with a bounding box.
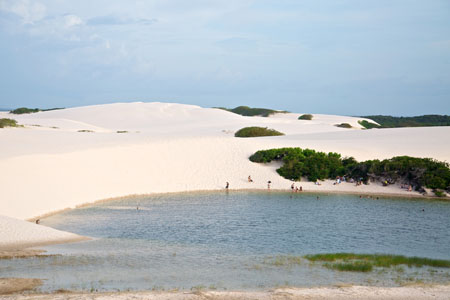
[0,285,449,299]
[1,102,449,298]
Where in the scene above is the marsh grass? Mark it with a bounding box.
[325,262,373,272]
[304,253,450,272]
[263,255,302,267]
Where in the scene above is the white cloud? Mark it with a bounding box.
[0,0,46,24]
[64,14,83,28]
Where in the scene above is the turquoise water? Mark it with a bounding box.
[2,192,450,291]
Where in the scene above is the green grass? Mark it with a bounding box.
[336,123,352,128]
[0,118,19,128]
[116,130,128,133]
[263,255,302,267]
[304,253,450,270]
[234,126,284,138]
[298,114,313,120]
[78,130,94,133]
[325,262,373,272]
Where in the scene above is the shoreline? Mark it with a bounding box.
[28,186,447,223]
[1,284,450,299]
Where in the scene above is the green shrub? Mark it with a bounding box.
[336,123,352,128]
[249,148,450,190]
[0,118,19,128]
[217,106,287,117]
[360,115,450,128]
[10,107,64,114]
[434,190,446,197]
[235,127,284,138]
[358,120,381,129]
[298,114,313,120]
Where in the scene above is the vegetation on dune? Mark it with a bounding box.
[0,118,19,128]
[249,148,450,192]
[298,114,313,120]
[217,106,287,117]
[305,253,450,272]
[235,127,284,138]
[358,120,381,129]
[336,123,352,128]
[10,107,64,114]
[359,115,450,128]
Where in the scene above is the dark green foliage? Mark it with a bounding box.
[0,118,18,128]
[434,190,445,197]
[360,115,450,128]
[305,253,450,269]
[10,107,64,114]
[10,107,40,114]
[235,127,284,138]
[217,106,286,117]
[249,148,450,190]
[358,120,381,129]
[298,114,313,120]
[336,123,352,128]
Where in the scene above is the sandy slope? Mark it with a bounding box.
[0,102,449,246]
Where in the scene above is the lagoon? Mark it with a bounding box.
[3,192,450,292]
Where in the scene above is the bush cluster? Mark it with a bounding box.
[360,114,450,128]
[336,123,352,128]
[235,127,284,138]
[358,120,380,129]
[0,118,19,128]
[10,107,64,114]
[298,114,313,120]
[249,148,450,191]
[217,106,286,117]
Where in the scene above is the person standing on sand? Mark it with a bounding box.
[226,182,229,189]
[267,181,271,189]
[291,183,295,191]
[248,175,253,182]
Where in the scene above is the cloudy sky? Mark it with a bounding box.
[0,0,449,115]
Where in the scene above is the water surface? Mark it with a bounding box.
[2,192,449,291]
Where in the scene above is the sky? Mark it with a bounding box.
[0,0,449,116]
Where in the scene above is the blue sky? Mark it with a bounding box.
[0,0,449,116]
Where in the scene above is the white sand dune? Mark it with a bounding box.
[0,102,449,248]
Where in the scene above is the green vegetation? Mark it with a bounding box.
[235,127,284,138]
[360,115,450,128]
[298,114,313,120]
[10,107,64,114]
[217,106,287,117]
[336,123,352,128]
[116,130,128,133]
[358,120,381,129]
[249,148,450,191]
[325,262,373,272]
[78,130,94,133]
[263,255,302,267]
[0,118,19,128]
[305,253,450,270]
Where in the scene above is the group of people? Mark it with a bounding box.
[225,176,272,189]
[291,183,303,192]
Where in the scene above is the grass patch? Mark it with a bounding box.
[336,123,352,128]
[235,126,284,138]
[0,118,19,128]
[304,253,450,272]
[298,114,313,120]
[325,262,373,272]
[78,130,94,133]
[116,130,128,133]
